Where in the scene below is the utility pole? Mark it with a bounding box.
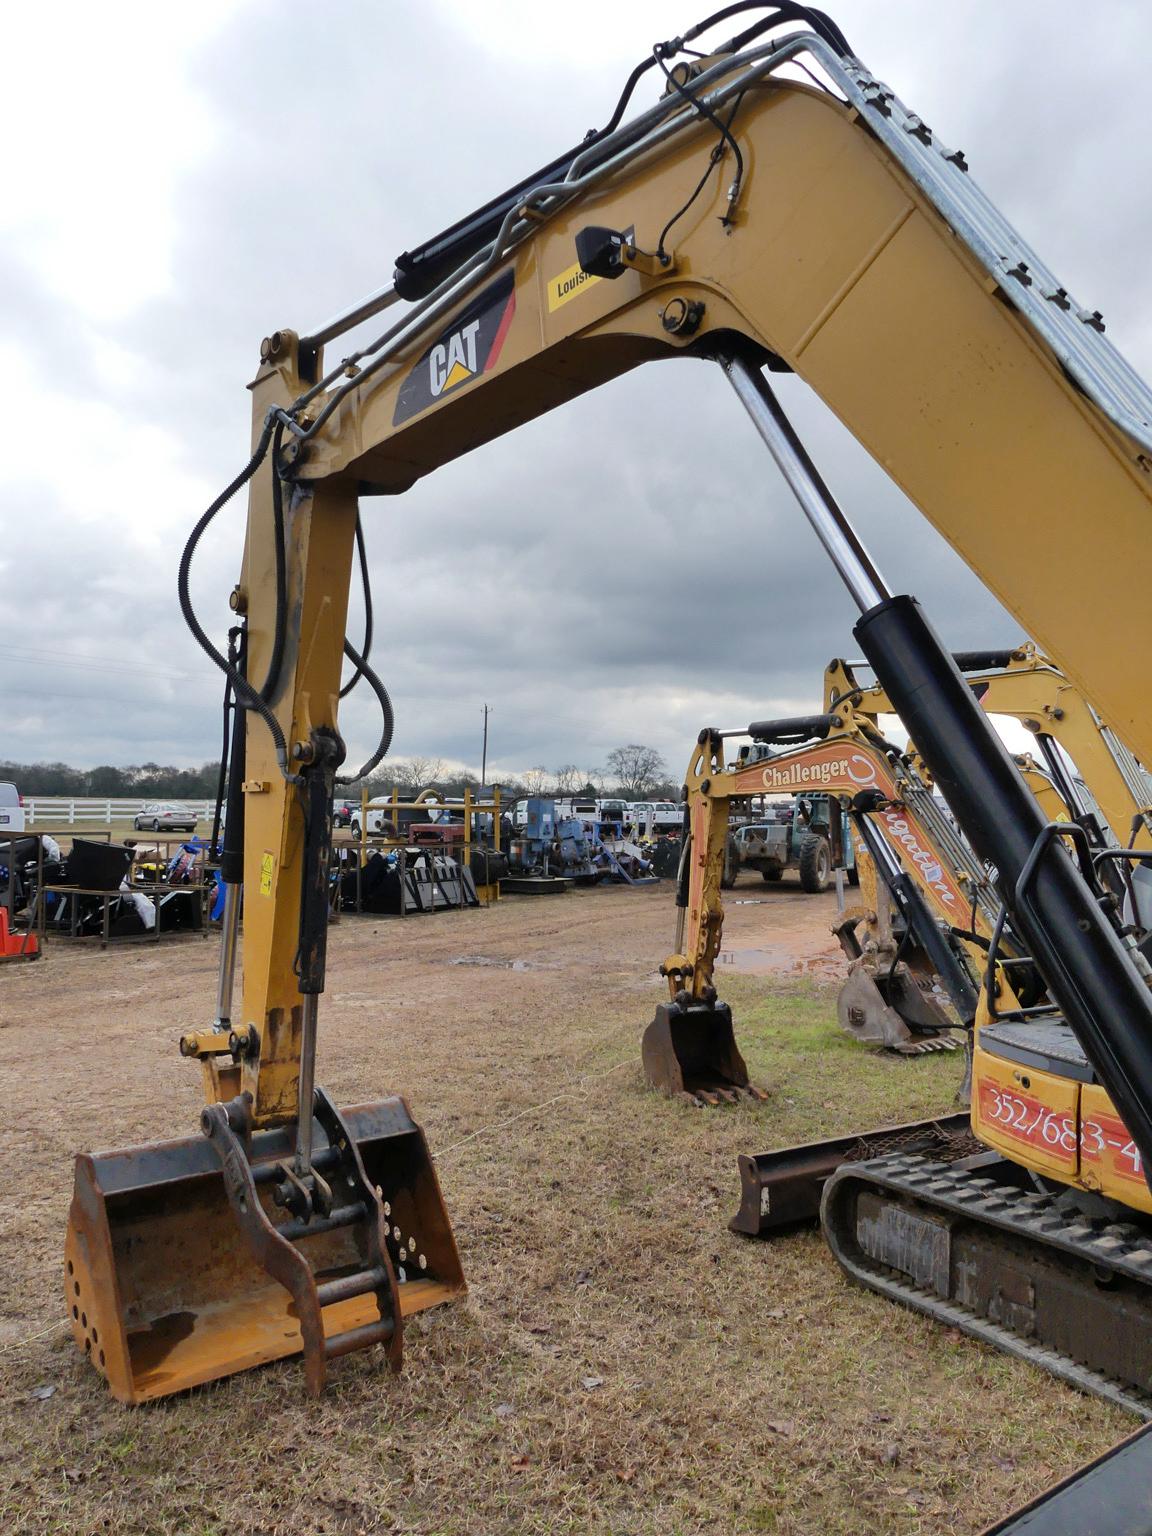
[481,704,490,788]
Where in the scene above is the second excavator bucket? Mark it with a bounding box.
[64,1095,465,1404]
[641,999,764,1105]
[836,962,961,1054]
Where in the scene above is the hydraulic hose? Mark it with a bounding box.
[337,638,394,784]
[176,419,295,778]
[340,515,373,699]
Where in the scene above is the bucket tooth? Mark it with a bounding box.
[64,1095,464,1403]
[641,1000,756,1103]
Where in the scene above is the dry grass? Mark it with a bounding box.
[0,888,1129,1534]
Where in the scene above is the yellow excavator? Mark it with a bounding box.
[645,639,1152,1097]
[643,705,981,1103]
[64,5,1152,1522]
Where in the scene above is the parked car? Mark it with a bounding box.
[0,782,26,834]
[332,800,354,828]
[133,802,199,832]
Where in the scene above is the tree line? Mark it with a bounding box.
[4,743,676,803]
[1,760,224,799]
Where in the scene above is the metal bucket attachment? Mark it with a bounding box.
[64,1095,465,1403]
[728,1111,974,1236]
[836,963,961,1054]
[641,1000,765,1105]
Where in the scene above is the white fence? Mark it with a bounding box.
[25,798,218,827]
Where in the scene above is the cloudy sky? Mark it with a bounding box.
[3,1,1150,785]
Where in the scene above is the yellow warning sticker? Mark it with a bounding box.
[260,852,275,896]
[547,260,602,312]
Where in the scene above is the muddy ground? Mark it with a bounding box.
[0,881,1126,1534]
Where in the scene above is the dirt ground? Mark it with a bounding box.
[0,880,1127,1535]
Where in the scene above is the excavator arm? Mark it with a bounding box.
[827,649,1152,852]
[228,21,1152,1152]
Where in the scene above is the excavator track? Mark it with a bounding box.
[821,1151,1152,1418]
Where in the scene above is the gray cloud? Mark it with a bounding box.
[3,1,1150,782]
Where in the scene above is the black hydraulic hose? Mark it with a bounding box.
[209,628,242,859]
[652,46,745,228]
[176,418,294,775]
[337,638,394,785]
[260,421,289,705]
[339,514,373,699]
[720,4,853,58]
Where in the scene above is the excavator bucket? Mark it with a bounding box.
[64,1095,464,1403]
[641,1000,765,1105]
[835,962,961,1054]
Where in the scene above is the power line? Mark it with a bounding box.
[0,642,197,683]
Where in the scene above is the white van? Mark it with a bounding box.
[0,783,26,834]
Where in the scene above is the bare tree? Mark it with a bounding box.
[605,744,668,798]
[389,756,445,794]
[521,765,550,796]
[552,764,582,795]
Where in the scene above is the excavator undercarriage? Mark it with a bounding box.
[822,1143,1152,1417]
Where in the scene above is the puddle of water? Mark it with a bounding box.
[718,945,841,978]
[450,955,555,971]
[716,945,792,973]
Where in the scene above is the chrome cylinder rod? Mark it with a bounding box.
[300,283,401,351]
[213,881,241,1028]
[720,355,891,614]
[296,994,319,1176]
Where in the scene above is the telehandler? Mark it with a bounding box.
[64,5,1152,1522]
